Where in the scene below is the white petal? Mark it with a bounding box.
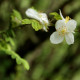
[43,26,47,32]
[38,13,49,31]
[59,9,65,20]
[39,13,49,25]
[25,8,40,21]
[55,20,66,30]
[50,32,64,44]
[66,19,77,32]
[65,33,74,45]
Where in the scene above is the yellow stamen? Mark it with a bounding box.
[39,14,42,18]
[61,28,67,34]
[65,16,70,23]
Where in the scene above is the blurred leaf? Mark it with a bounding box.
[21,59,30,70]
[0,43,30,70]
[31,20,43,31]
[22,19,31,24]
[5,37,15,47]
[22,19,43,31]
[16,58,22,64]
[50,12,62,20]
[11,9,22,28]
[12,9,22,20]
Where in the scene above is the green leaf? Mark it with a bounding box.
[22,19,43,31]
[31,20,43,31]
[12,9,22,20]
[21,59,30,70]
[11,55,16,59]
[5,37,15,47]
[50,12,62,20]
[0,45,30,70]
[22,19,31,24]
[11,9,22,28]
[16,58,22,64]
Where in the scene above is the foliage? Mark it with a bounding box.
[0,35,29,70]
[50,12,62,20]
[12,9,43,31]
[11,10,22,28]
[22,19,43,31]
[0,9,30,71]
[0,0,80,80]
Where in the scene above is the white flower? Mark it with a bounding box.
[25,8,49,32]
[50,10,77,45]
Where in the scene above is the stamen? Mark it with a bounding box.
[57,26,67,36]
[65,16,70,23]
[61,28,67,35]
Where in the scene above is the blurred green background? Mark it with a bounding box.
[0,0,80,80]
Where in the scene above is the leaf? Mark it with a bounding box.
[31,20,43,31]
[50,12,62,20]
[21,59,30,70]
[11,55,16,59]
[12,9,22,20]
[22,19,43,31]
[5,37,15,47]
[22,19,31,24]
[11,9,22,27]
[16,58,22,64]
[0,45,30,70]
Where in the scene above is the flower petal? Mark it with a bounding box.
[42,26,48,32]
[65,33,74,45]
[55,20,66,30]
[38,13,49,31]
[59,9,65,20]
[39,13,49,25]
[25,8,40,21]
[50,32,64,44]
[66,19,77,32]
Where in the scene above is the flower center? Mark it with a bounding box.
[39,14,42,18]
[57,26,67,35]
[65,16,70,23]
[61,28,67,34]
